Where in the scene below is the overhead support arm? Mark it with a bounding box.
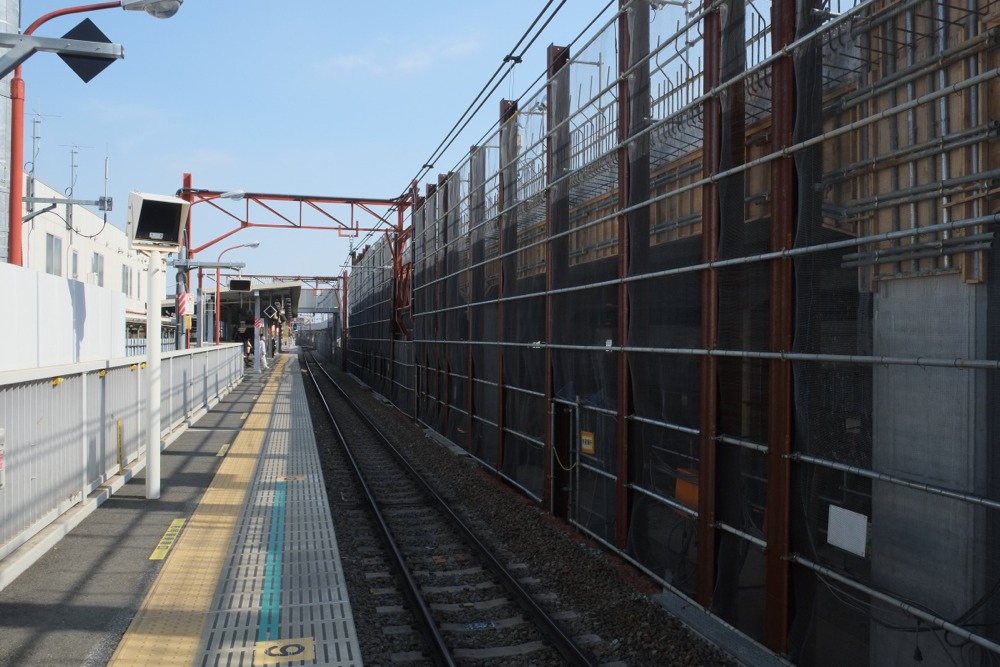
[0,33,122,79]
[182,185,411,256]
[22,204,57,224]
[169,260,246,271]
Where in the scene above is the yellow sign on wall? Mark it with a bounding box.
[581,430,596,455]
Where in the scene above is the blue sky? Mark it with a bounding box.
[21,1,617,287]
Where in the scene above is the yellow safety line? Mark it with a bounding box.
[108,358,288,667]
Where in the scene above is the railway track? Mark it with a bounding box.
[301,351,601,666]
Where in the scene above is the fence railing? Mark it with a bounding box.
[0,344,244,577]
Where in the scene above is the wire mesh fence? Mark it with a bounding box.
[346,1,1000,663]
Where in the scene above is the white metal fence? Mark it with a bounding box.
[0,344,244,570]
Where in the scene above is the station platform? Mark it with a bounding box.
[0,352,362,667]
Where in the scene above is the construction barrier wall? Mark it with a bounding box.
[347,0,1000,663]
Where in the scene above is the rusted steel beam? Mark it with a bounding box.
[614,0,651,549]
[697,0,722,607]
[184,186,408,255]
[545,44,571,515]
[765,0,797,652]
[469,147,485,455]
[423,182,439,428]
[614,0,632,550]
[341,269,349,372]
[439,174,450,436]
[410,183,423,421]
[183,189,402,208]
[497,100,519,472]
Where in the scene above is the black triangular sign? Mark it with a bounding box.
[58,18,116,83]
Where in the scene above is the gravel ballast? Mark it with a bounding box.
[308,358,742,666]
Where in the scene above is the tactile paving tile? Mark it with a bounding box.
[199,358,362,666]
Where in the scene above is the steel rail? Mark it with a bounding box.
[306,352,601,667]
[301,354,455,667]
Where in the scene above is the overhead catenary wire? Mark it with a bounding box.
[410,0,617,194]
[406,0,569,194]
[345,0,617,270]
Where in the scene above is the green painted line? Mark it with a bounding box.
[258,481,288,641]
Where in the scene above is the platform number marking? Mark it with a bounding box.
[255,637,315,664]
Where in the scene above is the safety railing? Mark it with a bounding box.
[0,344,244,571]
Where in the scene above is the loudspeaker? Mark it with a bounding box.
[127,191,190,251]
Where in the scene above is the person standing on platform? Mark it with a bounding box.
[257,336,268,370]
[271,337,276,358]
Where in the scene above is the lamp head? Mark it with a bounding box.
[122,0,183,19]
[220,190,246,201]
[247,241,261,248]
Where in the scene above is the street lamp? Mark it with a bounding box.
[216,242,259,344]
[122,0,182,18]
[7,0,183,266]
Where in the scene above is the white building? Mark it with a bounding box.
[20,176,151,339]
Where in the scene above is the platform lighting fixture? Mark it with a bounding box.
[220,190,246,201]
[216,241,260,345]
[122,0,183,18]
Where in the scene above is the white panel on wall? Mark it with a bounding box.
[1,264,126,372]
[1,263,40,370]
[37,273,77,366]
[828,504,869,557]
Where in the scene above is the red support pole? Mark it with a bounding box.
[544,44,570,513]
[765,0,797,652]
[215,266,222,344]
[697,0,722,608]
[614,0,633,549]
[8,68,24,265]
[23,2,121,35]
[497,99,518,473]
[9,2,124,266]
[467,150,480,456]
[341,270,349,372]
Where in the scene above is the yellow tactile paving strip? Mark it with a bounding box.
[108,358,287,667]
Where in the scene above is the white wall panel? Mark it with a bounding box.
[1,263,126,371]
